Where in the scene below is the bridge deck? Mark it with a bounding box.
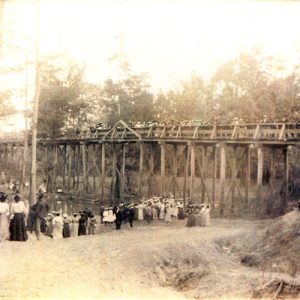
[1,121,300,145]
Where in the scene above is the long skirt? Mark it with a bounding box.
[78,224,86,236]
[186,214,197,227]
[138,208,144,220]
[152,208,158,220]
[52,223,63,240]
[10,213,27,241]
[62,223,71,238]
[164,211,172,223]
[71,223,79,237]
[159,209,165,220]
[0,213,10,241]
[178,208,185,220]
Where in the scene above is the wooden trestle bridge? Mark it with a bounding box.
[1,120,300,215]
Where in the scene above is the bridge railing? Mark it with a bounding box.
[1,122,300,143]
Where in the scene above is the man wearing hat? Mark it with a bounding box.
[33,192,49,240]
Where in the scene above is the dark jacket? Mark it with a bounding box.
[34,200,49,219]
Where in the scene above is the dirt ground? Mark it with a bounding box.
[0,214,299,300]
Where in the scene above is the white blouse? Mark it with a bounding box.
[0,202,10,216]
[11,201,26,214]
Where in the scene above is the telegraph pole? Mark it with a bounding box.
[30,0,40,205]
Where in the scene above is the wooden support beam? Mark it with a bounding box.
[62,145,67,188]
[160,141,166,197]
[172,144,177,198]
[282,147,289,210]
[256,145,263,209]
[201,146,207,203]
[148,145,154,198]
[189,142,195,201]
[219,144,226,216]
[212,146,217,209]
[92,144,96,192]
[82,143,87,191]
[67,145,72,191]
[111,144,117,204]
[245,145,251,206]
[101,143,106,202]
[53,145,58,189]
[121,143,126,202]
[183,145,190,208]
[138,142,144,199]
[231,147,237,215]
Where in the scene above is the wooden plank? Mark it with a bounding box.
[282,147,289,209]
[93,144,96,192]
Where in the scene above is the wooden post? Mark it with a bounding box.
[62,145,67,188]
[111,144,117,204]
[256,145,263,214]
[189,142,195,202]
[201,146,207,203]
[172,144,177,198]
[53,145,58,189]
[270,147,276,185]
[148,144,154,198]
[121,143,126,202]
[92,144,96,192]
[219,144,226,216]
[183,145,190,209]
[160,141,166,197]
[282,147,289,210]
[245,145,251,206]
[231,147,237,215]
[212,145,217,209]
[138,142,144,199]
[82,143,87,191]
[101,143,105,203]
[67,145,72,191]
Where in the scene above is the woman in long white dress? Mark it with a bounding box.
[159,203,165,220]
[138,203,144,221]
[0,192,10,242]
[164,204,172,224]
[70,213,79,237]
[52,212,63,240]
[203,205,211,226]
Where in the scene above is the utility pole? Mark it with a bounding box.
[30,0,40,205]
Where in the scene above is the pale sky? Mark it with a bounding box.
[1,0,300,113]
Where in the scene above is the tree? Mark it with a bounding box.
[37,57,87,138]
[100,73,154,125]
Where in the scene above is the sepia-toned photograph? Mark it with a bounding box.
[0,0,300,299]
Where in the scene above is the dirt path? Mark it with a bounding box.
[0,218,295,299]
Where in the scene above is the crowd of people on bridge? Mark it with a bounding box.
[79,114,300,136]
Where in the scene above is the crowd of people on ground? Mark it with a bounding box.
[1,168,212,243]
[186,204,211,227]
[99,196,186,230]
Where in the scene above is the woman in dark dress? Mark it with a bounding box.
[10,194,27,241]
[78,213,86,236]
[62,214,71,238]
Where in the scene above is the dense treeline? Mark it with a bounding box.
[36,50,300,138]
